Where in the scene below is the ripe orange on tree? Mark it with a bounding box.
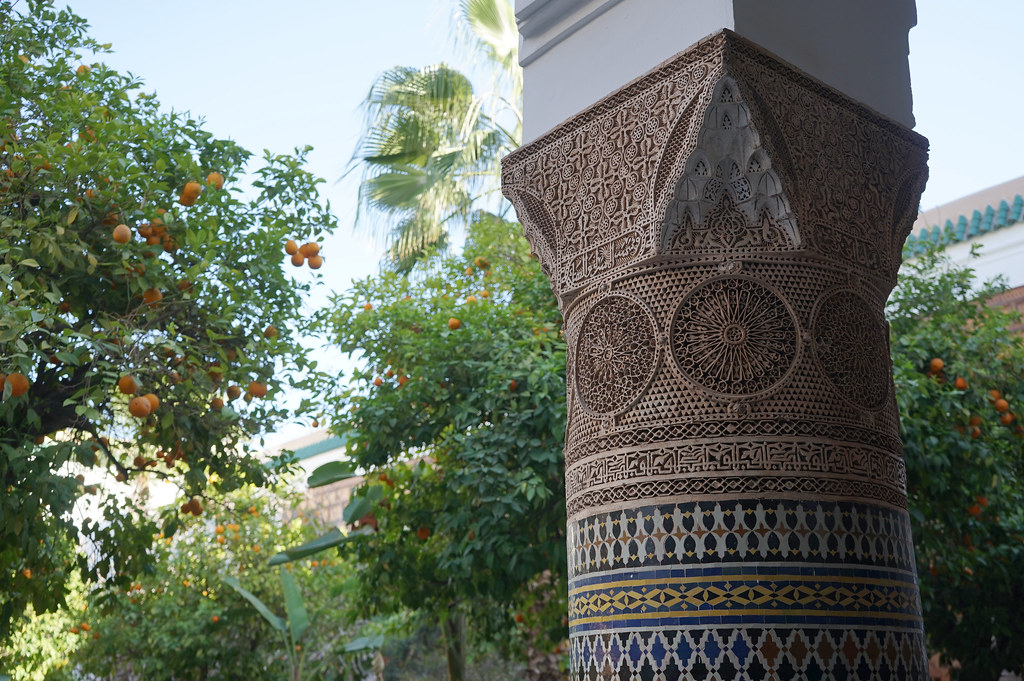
[112,223,131,244]
[210,397,225,411]
[416,526,430,540]
[448,318,461,330]
[128,396,152,418]
[7,372,30,397]
[929,357,944,373]
[955,376,968,390]
[284,239,299,255]
[290,252,305,267]
[994,398,1010,413]
[307,255,323,269]
[142,393,160,412]
[373,377,383,387]
[142,288,163,305]
[248,381,268,398]
[206,172,224,190]
[264,325,278,339]
[227,385,242,400]
[299,242,320,257]
[363,303,373,311]
[178,181,201,206]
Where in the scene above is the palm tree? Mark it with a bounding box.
[352,0,521,271]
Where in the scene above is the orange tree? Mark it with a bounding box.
[0,0,332,637]
[890,246,1024,680]
[288,213,567,679]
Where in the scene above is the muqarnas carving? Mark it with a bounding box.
[502,29,929,681]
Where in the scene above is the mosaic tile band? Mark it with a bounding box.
[569,564,922,634]
[571,627,927,681]
[568,499,916,577]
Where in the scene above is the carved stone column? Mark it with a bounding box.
[502,31,928,680]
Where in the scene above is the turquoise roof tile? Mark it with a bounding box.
[903,193,1024,257]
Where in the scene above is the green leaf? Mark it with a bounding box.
[280,569,309,642]
[267,528,347,566]
[222,576,286,633]
[343,634,384,652]
[66,206,79,225]
[307,460,357,488]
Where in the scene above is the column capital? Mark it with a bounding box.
[504,30,927,309]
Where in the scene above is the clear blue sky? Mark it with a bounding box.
[62,0,1024,440]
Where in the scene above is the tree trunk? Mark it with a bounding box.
[442,613,466,681]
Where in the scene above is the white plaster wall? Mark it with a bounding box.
[518,0,917,142]
[931,224,1024,291]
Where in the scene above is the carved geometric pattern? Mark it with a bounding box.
[565,439,907,504]
[571,628,927,681]
[569,565,921,630]
[567,500,916,578]
[662,76,799,252]
[575,294,660,416]
[813,289,891,411]
[567,475,908,519]
[670,276,798,397]
[565,419,903,468]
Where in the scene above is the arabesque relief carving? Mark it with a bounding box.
[502,29,929,681]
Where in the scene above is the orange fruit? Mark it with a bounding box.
[210,397,224,411]
[7,372,30,397]
[216,535,225,544]
[299,242,320,257]
[137,223,153,238]
[363,303,373,311]
[177,279,192,291]
[142,288,163,305]
[969,415,982,427]
[968,504,982,517]
[514,613,525,623]
[206,172,224,190]
[21,568,31,579]
[227,385,242,400]
[465,267,474,276]
[211,615,220,623]
[142,393,160,412]
[465,295,478,304]
[971,426,982,438]
[284,240,299,255]
[112,224,131,244]
[977,496,989,507]
[290,252,305,267]
[955,377,968,390]
[216,525,225,534]
[178,181,201,206]
[994,398,1010,413]
[929,358,944,373]
[480,289,490,298]
[1001,412,1015,426]
[509,379,517,392]
[990,390,1003,402]
[474,256,489,269]
[264,325,278,339]
[128,396,152,418]
[117,375,138,394]
[76,64,90,75]
[248,381,268,398]
[416,526,430,540]
[448,318,461,330]
[373,377,383,387]
[397,375,409,387]
[307,255,323,269]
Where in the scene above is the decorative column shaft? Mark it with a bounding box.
[502,31,928,680]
